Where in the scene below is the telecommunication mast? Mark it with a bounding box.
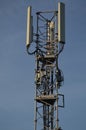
[26,2,65,130]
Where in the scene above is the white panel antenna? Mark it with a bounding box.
[58,2,65,43]
[26,6,33,48]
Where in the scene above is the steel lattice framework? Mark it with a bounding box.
[33,11,64,130]
[26,2,65,130]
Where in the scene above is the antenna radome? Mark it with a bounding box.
[58,2,65,43]
[26,6,33,48]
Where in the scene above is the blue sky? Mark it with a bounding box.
[0,0,86,130]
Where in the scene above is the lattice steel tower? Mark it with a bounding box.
[26,2,65,130]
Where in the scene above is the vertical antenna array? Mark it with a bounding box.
[26,2,65,130]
